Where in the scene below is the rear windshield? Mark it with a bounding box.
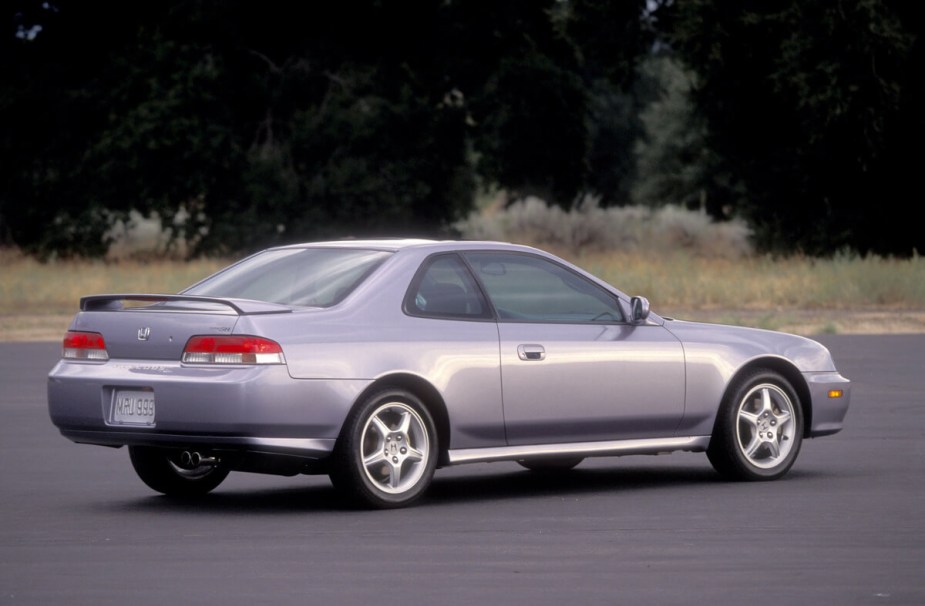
[184,248,392,307]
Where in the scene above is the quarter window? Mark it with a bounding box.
[405,254,491,319]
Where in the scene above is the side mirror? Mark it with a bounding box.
[630,296,650,324]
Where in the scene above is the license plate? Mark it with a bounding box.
[110,390,156,426]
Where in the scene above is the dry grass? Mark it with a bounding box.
[566,249,925,335]
[0,248,226,315]
[0,249,226,340]
[3,245,925,341]
[569,250,925,311]
[457,199,925,331]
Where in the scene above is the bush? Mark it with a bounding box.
[454,197,752,258]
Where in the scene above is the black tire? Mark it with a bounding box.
[707,369,804,481]
[517,457,584,472]
[128,446,230,496]
[330,388,438,509]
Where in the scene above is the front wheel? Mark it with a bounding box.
[707,370,804,481]
[330,389,438,509]
[128,446,230,496]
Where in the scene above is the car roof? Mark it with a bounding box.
[272,239,537,253]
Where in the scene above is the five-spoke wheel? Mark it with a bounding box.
[708,370,803,480]
[331,389,437,508]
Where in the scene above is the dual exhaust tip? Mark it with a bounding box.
[180,450,219,468]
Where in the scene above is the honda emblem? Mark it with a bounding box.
[137,327,151,341]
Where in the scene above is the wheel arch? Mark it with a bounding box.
[726,357,813,438]
[350,373,452,466]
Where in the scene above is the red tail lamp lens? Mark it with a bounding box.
[62,331,109,361]
[182,336,285,365]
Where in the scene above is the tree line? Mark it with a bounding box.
[2,0,921,258]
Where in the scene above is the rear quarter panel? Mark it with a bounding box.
[233,248,506,451]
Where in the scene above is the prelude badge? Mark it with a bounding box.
[137,327,151,341]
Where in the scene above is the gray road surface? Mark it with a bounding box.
[1,336,923,605]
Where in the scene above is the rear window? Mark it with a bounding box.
[184,248,392,307]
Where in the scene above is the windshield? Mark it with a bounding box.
[184,248,392,307]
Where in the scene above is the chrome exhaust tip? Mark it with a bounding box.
[180,450,218,468]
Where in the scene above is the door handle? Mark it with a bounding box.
[517,344,546,361]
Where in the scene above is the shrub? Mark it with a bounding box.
[454,197,752,258]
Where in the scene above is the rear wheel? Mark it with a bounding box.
[128,446,229,496]
[330,389,437,509]
[707,370,803,481]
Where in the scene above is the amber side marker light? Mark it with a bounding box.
[828,389,844,399]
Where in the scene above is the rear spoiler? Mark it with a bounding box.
[79,294,293,316]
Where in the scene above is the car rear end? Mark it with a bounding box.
[47,295,355,475]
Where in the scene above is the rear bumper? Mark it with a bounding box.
[804,371,851,437]
[48,359,371,455]
[56,429,336,476]
[56,429,335,458]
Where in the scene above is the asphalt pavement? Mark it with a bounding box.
[1,336,923,605]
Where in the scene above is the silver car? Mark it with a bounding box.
[48,239,851,508]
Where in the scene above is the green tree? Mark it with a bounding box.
[1,0,653,258]
[630,54,745,217]
[659,0,924,255]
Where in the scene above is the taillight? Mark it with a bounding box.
[182,335,286,365]
[62,331,110,361]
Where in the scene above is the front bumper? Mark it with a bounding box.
[804,371,851,437]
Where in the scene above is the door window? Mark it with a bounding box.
[463,252,624,323]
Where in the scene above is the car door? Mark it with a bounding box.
[462,251,686,446]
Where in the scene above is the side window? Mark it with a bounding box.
[462,251,624,323]
[405,254,491,320]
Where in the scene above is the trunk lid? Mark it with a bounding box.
[71,295,292,361]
